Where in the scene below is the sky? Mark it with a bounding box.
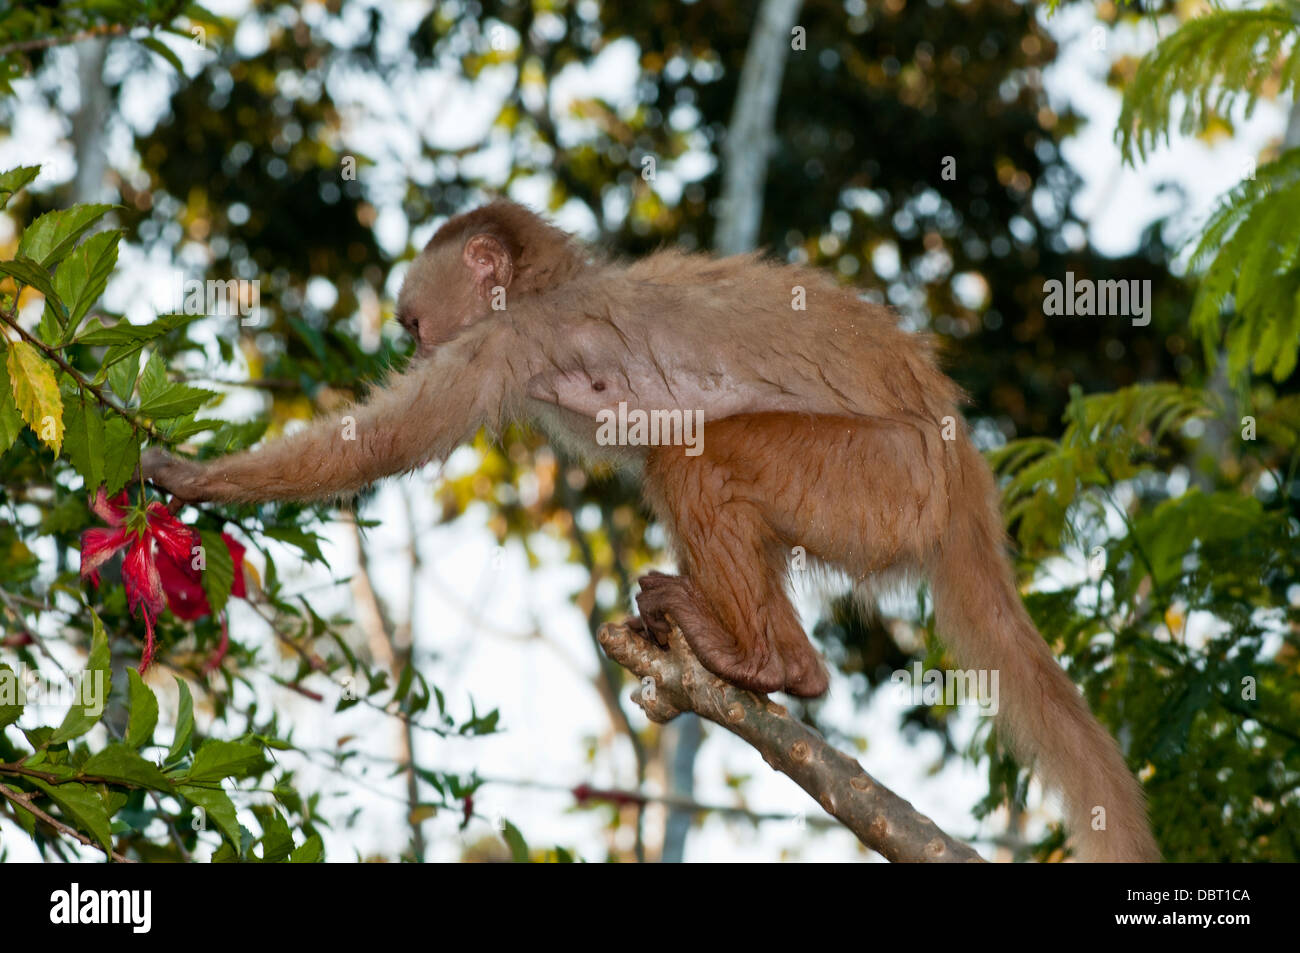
[0,0,1290,863]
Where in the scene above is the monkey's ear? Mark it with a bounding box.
[462,234,514,298]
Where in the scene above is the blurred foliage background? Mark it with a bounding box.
[0,0,1296,863]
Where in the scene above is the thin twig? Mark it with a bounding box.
[0,781,135,862]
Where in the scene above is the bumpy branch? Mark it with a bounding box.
[598,620,985,863]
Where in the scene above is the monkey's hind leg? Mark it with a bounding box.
[638,446,829,698]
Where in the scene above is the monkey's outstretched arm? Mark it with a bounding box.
[143,321,526,503]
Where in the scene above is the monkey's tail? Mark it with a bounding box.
[924,437,1159,862]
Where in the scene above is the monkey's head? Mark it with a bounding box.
[395,200,584,357]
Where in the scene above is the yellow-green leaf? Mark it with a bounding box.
[5,340,63,454]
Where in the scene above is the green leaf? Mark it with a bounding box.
[138,349,167,396]
[0,663,23,729]
[6,340,63,454]
[185,739,265,783]
[289,833,324,863]
[256,810,294,863]
[50,616,110,744]
[39,495,87,535]
[82,743,170,789]
[0,165,40,210]
[0,345,25,454]
[31,780,113,854]
[502,820,529,862]
[53,229,120,339]
[178,784,242,848]
[77,312,198,347]
[167,677,195,763]
[141,36,186,75]
[197,529,235,614]
[263,526,326,564]
[101,416,140,495]
[125,669,159,749]
[107,351,141,404]
[18,203,114,268]
[137,382,218,419]
[61,390,105,489]
[0,256,64,315]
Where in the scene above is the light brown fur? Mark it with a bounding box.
[143,199,1159,862]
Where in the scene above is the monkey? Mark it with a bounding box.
[141,199,1160,862]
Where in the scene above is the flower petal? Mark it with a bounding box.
[138,608,158,674]
[79,527,129,580]
[223,533,248,599]
[157,550,211,620]
[146,502,200,566]
[123,537,166,617]
[89,487,129,526]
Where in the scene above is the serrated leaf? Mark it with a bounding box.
[18,204,114,268]
[31,779,113,854]
[50,616,110,744]
[82,743,170,789]
[125,669,159,749]
[185,739,265,783]
[197,528,235,614]
[107,351,141,404]
[178,784,241,848]
[0,256,64,315]
[37,305,62,346]
[167,677,195,763]
[0,345,24,453]
[289,833,324,863]
[101,416,140,495]
[0,165,40,210]
[77,312,198,347]
[62,390,105,488]
[6,340,63,453]
[138,382,217,419]
[256,810,294,863]
[138,349,167,396]
[54,229,120,339]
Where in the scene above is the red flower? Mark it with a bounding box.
[79,488,247,673]
[155,531,247,618]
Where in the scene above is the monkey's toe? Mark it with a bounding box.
[782,662,829,698]
[636,574,787,694]
[626,615,669,648]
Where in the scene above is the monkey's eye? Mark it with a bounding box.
[396,310,417,337]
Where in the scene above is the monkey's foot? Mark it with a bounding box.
[635,572,786,695]
[625,615,668,648]
[770,630,829,698]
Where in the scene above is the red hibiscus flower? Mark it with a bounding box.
[79,488,247,673]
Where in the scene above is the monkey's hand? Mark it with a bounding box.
[140,448,209,503]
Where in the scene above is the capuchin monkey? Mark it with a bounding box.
[142,200,1159,862]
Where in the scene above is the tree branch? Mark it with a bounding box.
[0,781,134,863]
[0,24,129,58]
[598,620,985,863]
